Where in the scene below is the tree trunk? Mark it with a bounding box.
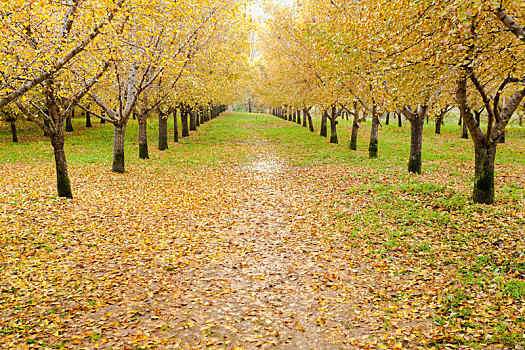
[44,119,50,137]
[397,112,402,127]
[200,108,206,124]
[297,110,301,125]
[181,108,189,137]
[159,113,168,150]
[9,119,18,142]
[435,117,443,135]
[51,133,73,198]
[408,116,425,174]
[173,109,179,142]
[462,119,469,139]
[112,125,126,173]
[85,110,92,128]
[100,111,106,124]
[385,112,390,125]
[369,108,379,159]
[195,109,200,127]
[329,106,338,144]
[350,113,359,150]
[305,108,314,132]
[302,109,307,127]
[320,110,328,137]
[189,109,197,131]
[473,143,497,204]
[474,110,482,126]
[519,114,523,126]
[138,114,149,159]
[458,114,462,126]
[66,110,74,132]
[499,130,506,144]
[329,117,338,144]
[292,109,297,123]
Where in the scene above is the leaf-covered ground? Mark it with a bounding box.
[1,112,524,349]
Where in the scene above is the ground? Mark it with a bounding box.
[0,112,524,349]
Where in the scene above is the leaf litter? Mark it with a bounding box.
[1,115,524,349]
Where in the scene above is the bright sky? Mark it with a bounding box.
[249,0,295,19]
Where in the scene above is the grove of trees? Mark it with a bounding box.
[256,0,525,204]
[0,0,251,198]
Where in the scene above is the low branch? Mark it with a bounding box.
[496,8,525,42]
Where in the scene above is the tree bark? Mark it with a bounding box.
[66,109,74,132]
[329,106,338,144]
[181,107,189,137]
[385,112,390,125]
[435,117,443,134]
[44,119,50,136]
[329,117,338,144]
[100,111,106,124]
[189,108,197,131]
[9,119,18,142]
[159,112,168,151]
[302,109,307,127]
[200,108,206,124]
[296,109,301,125]
[320,110,328,137]
[51,133,73,198]
[462,119,469,139]
[112,124,126,173]
[85,109,92,127]
[473,143,497,204]
[474,109,482,126]
[499,130,506,143]
[397,112,402,127]
[138,114,149,159]
[350,113,359,150]
[369,106,379,159]
[304,108,314,132]
[173,109,179,142]
[408,115,425,174]
[195,109,200,127]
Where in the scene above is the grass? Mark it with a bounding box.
[0,111,524,348]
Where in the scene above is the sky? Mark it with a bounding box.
[249,0,295,19]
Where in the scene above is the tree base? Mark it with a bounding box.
[408,155,422,174]
[473,145,496,204]
[369,140,378,159]
[139,142,149,159]
[112,152,125,173]
[57,172,73,199]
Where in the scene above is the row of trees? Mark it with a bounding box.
[0,0,253,198]
[256,0,525,204]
